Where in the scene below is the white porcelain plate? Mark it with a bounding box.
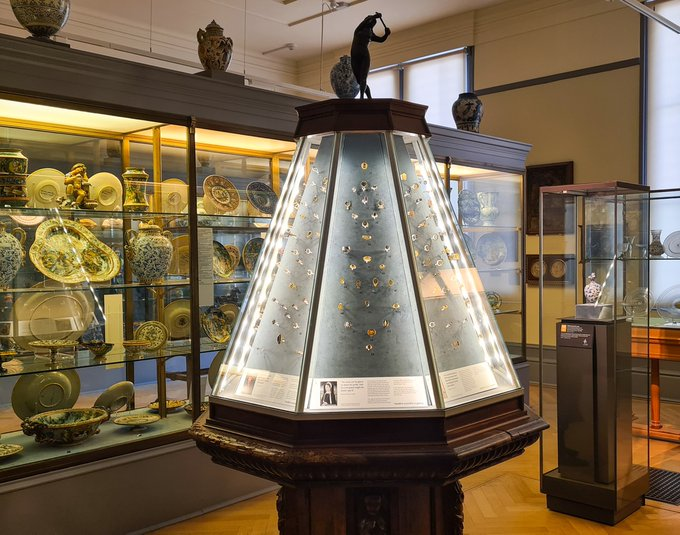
[89,172,123,211]
[25,168,65,208]
[161,178,188,214]
[663,230,680,258]
[11,370,81,420]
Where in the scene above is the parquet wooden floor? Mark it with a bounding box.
[153,386,680,534]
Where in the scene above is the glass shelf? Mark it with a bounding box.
[0,207,189,220]
[2,279,191,294]
[461,225,521,232]
[0,343,194,377]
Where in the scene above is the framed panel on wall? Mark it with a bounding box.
[526,161,574,235]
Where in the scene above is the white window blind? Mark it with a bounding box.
[366,69,399,99]
[647,0,680,189]
[404,53,465,127]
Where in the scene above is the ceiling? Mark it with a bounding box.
[68,0,509,63]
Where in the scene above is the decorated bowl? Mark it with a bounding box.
[122,339,151,357]
[21,407,110,446]
[82,341,114,358]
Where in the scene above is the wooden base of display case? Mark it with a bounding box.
[276,483,464,535]
[191,396,546,534]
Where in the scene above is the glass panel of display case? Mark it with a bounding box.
[0,99,193,480]
[449,168,523,348]
[213,128,521,412]
[538,182,649,522]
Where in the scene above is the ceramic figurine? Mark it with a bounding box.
[197,20,233,71]
[452,92,484,132]
[125,222,174,283]
[122,167,150,212]
[61,163,94,208]
[0,222,26,287]
[330,56,360,99]
[351,13,391,99]
[584,273,601,304]
[10,0,70,40]
[0,148,28,175]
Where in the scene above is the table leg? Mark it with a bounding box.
[650,359,662,430]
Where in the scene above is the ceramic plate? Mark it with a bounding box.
[30,218,121,283]
[203,175,240,214]
[207,350,226,388]
[11,370,81,420]
[89,172,123,211]
[134,321,169,351]
[113,414,160,427]
[148,399,186,412]
[201,307,231,343]
[663,230,680,258]
[161,178,188,213]
[9,214,45,226]
[219,303,240,330]
[213,241,235,279]
[246,181,277,216]
[163,299,191,339]
[656,285,680,324]
[169,235,190,276]
[224,244,241,270]
[623,287,652,318]
[475,232,507,267]
[93,381,134,413]
[242,237,264,275]
[26,168,65,208]
[12,281,94,350]
[0,444,23,459]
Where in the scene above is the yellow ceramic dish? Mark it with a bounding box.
[203,175,240,214]
[30,218,121,283]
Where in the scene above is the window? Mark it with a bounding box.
[368,49,467,127]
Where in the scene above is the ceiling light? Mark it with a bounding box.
[262,43,296,56]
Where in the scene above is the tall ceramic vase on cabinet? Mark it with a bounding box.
[10,0,70,40]
[197,20,233,72]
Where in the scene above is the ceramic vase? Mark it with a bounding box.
[0,222,26,287]
[122,167,150,212]
[649,229,665,257]
[457,189,481,225]
[197,20,233,71]
[125,223,173,283]
[584,273,601,304]
[0,148,29,207]
[330,56,359,99]
[478,191,500,225]
[452,92,484,133]
[10,0,70,39]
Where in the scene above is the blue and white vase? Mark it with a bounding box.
[452,92,484,133]
[125,223,173,283]
[457,189,481,225]
[0,222,25,288]
[330,56,359,99]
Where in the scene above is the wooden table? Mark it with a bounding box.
[632,323,680,442]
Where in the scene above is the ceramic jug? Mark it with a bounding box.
[584,273,601,304]
[0,222,26,287]
[452,92,484,133]
[122,167,150,212]
[125,223,173,283]
[478,191,500,224]
[197,20,233,71]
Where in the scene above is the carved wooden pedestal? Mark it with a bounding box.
[276,481,464,535]
[191,396,547,534]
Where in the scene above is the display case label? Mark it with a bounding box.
[439,362,498,402]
